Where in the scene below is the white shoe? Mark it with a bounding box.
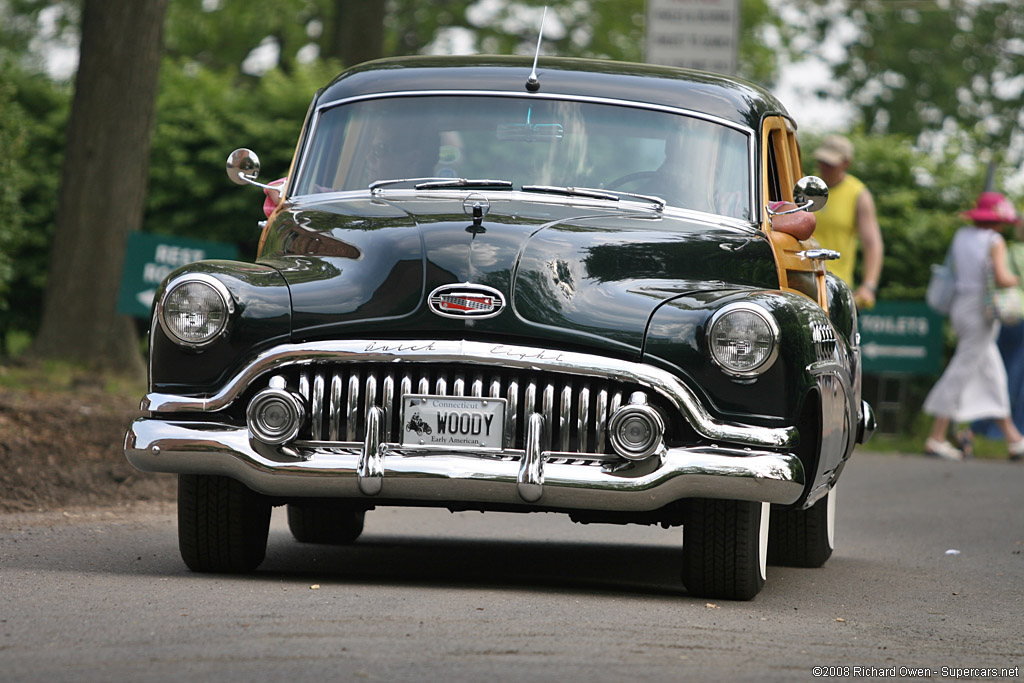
[1008,439,1024,462]
[925,438,963,461]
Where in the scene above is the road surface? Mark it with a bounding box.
[1,452,1022,682]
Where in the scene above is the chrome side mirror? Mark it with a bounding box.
[226,148,278,190]
[793,175,828,213]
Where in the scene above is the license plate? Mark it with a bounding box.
[401,394,506,450]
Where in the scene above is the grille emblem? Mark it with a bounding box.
[428,283,505,319]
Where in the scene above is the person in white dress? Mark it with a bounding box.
[923,191,1024,461]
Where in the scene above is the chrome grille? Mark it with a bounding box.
[277,364,645,455]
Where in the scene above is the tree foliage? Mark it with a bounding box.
[0,63,26,317]
[0,61,70,350]
[146,60,341,257]
[162,0,785,83]
[3,0,974,357]
[792,1,1024,176]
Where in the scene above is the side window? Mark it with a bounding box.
[765,129,782,204]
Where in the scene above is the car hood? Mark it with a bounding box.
[259,194,779,357]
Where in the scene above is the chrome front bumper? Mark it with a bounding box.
[125,417,806,510]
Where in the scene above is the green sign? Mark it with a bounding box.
[859,300,944,375]
[117,232,239,318]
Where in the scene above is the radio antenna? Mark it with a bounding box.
[525,6,548,92]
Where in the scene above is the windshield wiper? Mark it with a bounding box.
[521,185,619,201]
[369,177,454,192]
[521,184,665,211]
[414,178,514,190]
[601,189,666,211]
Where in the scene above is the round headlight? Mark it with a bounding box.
[159,275,233,348]
[708,303,779,376]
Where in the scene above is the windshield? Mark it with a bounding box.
[293,95,753,221]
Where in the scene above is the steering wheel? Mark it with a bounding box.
[605,171,662,190]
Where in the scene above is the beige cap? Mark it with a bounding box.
[814,135,854,166]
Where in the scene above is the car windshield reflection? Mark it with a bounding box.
[293,95,752,221]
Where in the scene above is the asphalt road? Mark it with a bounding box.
[2,452,1022,682]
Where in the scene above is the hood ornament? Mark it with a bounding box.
[463,193,490,222]
[429,283,506,319]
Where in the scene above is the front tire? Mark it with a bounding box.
[177,474,271,573]
[767,486,836,568]
[681,499,768,600]
[286,503,365,545]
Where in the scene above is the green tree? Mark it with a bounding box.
[32,0,166,374]
[0,59,70,354]
[145,60,340,254]
[162,0,789,82]
[792,1,1024,177]
[1,0,799,358]
[0,63,27,322]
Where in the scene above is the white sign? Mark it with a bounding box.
[645,0,740,75]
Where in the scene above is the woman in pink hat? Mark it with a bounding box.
[922,191,1024,461]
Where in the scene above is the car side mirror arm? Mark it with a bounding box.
[226,148,280,191]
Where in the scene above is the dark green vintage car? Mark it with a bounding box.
[125,55,875,600]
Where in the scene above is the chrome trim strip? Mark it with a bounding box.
[559,385,572,452]
[329,373,342,441]
[142,339,796,449]
[542,383,554,450]
[578,385,590,454]
[311,374,324,441]
[126,420,805,508]
[346,373,359,442]
[506,380,519,448]
[381,374,394,442]
[311,90,755,136]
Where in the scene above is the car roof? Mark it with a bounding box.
[317,55,791,131]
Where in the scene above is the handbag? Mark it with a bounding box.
[989,285,1024,325]
[926,247,955,315]
[988,244,1024,325]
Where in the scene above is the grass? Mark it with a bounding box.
[867,422,1020,459]
[0,355,146,399]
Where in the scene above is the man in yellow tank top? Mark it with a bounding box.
[813,135,884,308]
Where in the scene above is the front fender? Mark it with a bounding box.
[644,288,859,508]
[148,260,292,396]
[644,289,842,423]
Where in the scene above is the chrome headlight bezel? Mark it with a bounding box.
[157,273,235,349]
[707,302,780,377]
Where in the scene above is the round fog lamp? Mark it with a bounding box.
[608,403,664,461]
[247,388,306,445]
